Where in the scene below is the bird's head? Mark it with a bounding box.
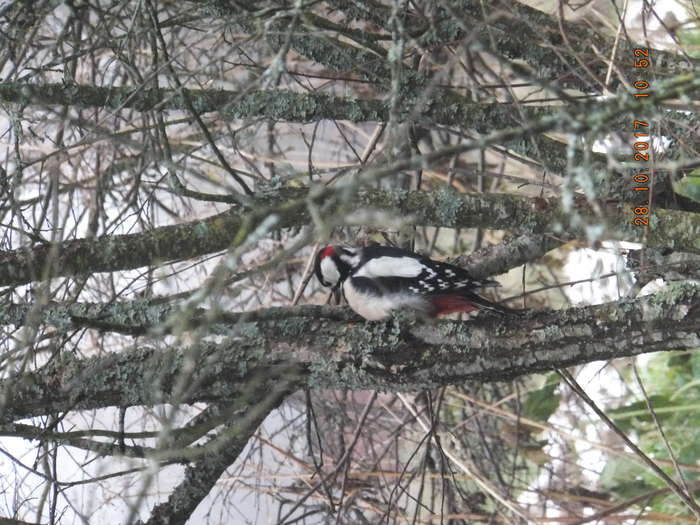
[314,245,358,290]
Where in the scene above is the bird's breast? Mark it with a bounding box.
[343,278,429,321]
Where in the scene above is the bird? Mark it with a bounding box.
[314,244,521,321]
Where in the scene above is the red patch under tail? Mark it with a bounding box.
[430,296,479,317]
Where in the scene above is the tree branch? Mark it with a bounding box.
[0,236,551,332]
[2,283,699,423]
[2,187,700,287]
[0,301,357,334]
[136,367,303,525]
[0,82,584,176]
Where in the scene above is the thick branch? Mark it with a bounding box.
[0,83,581,175]
[0,81,531,124]
[2,283,699,423]
[3,78,697,175]
[0,205,256,287]
[0,302,356,334]
[2,188,700,287]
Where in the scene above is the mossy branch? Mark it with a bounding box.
[2,187,700,287]
[0,301,357,333]
[0,81,585,174]
[2,283,699,423]
[4,76,698,176]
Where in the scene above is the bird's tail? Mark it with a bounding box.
[431,293,524,317]
[460,291,524,316]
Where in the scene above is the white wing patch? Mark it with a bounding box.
[354,256,424,278]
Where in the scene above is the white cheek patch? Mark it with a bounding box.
[355,256,424,278]
[320,257,340,286]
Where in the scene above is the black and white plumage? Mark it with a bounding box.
[314,245,519,321]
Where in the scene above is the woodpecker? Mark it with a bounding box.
[314,245,520,321]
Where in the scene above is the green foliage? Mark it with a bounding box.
[607,394,687,432]
[599,456,655,499]
[672,174,700,204]
[600,351,700,513]
[522,372,561,423]
[678,21,700,59]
